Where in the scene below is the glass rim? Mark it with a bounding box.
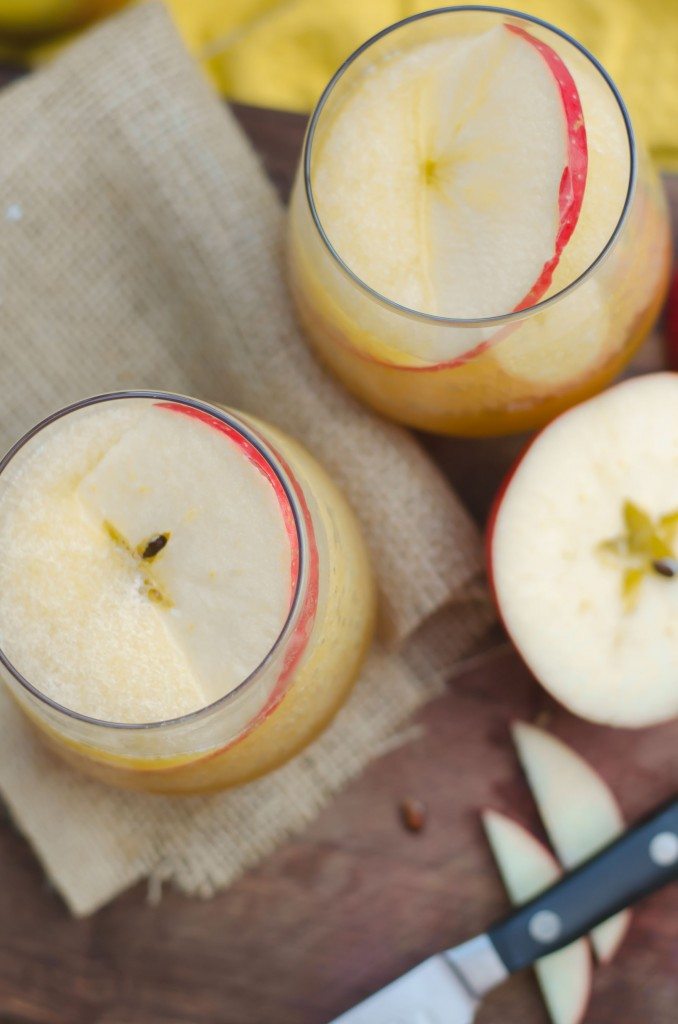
[303,3,637,329]
[0,390,309,733]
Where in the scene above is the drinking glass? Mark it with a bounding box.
[0,392,376,792]
[288,6,670,436]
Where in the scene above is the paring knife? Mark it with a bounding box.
[329,797,678,1024]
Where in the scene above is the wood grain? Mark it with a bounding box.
[0,100,675,1024]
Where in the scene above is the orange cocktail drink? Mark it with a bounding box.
[0,393,376,792]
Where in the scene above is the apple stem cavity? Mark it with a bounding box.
[597,499,678,610]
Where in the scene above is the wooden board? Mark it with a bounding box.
[0,101,676,1024]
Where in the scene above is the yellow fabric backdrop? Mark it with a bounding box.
[2,1,678,167]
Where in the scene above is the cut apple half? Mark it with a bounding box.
[313,22,587,366]
[482,809,592,1024]
[512,721,631,962]
[488,374,678,727]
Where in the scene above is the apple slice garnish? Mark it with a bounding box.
[512,721,631,963]
[78,402,316,727]
[487,373,678,727]
[482,809,592,1024]
[420,22,588,361]
[155,402,320,708]
[313,22,587,367]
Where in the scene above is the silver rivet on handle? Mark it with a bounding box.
[528,909,562,944]
[649,831,678,867]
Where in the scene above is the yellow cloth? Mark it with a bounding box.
[2,0,677,167]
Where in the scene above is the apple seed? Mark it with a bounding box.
[400,797,427,833]
[140,533,170,560]
[651,557,678,578]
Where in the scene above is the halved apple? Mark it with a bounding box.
[512,721,630,963]
[488,374,678,727]
[482,809,592,1024]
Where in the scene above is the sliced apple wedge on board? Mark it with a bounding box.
[488,374,678,727]
[482,809,592,1024]
[512,722,631,962]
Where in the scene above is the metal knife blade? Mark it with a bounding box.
[328,954,478,1024]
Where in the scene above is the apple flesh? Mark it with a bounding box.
[488,373,678,727]
[512,721,631,963]
[482,809,592,1024]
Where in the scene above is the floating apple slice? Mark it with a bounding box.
[313,22,587,365]
[512,721,631,962]
[78,403,297,717]
[426,23,587,322]
[482,809,592,1024]
[488,373,678,727]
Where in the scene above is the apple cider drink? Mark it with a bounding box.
[288,7,670,436]
[0,393,376,792]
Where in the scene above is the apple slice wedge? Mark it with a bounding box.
[512,721,631,963]
[488,373,678,727]
[482,809,592,1024]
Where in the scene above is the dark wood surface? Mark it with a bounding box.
[0,102,676,1024]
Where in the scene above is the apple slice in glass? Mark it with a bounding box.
[314,22,587,366]
[78,402,299,722]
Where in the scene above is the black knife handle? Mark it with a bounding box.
[488,797,678,974]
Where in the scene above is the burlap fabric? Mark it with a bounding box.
[0,2,492,915]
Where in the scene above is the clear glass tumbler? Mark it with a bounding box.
[0,393,376,793]
[288,6,670,436]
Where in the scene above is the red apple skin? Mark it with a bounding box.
[334,21,588,375]
[664,271,678,371]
